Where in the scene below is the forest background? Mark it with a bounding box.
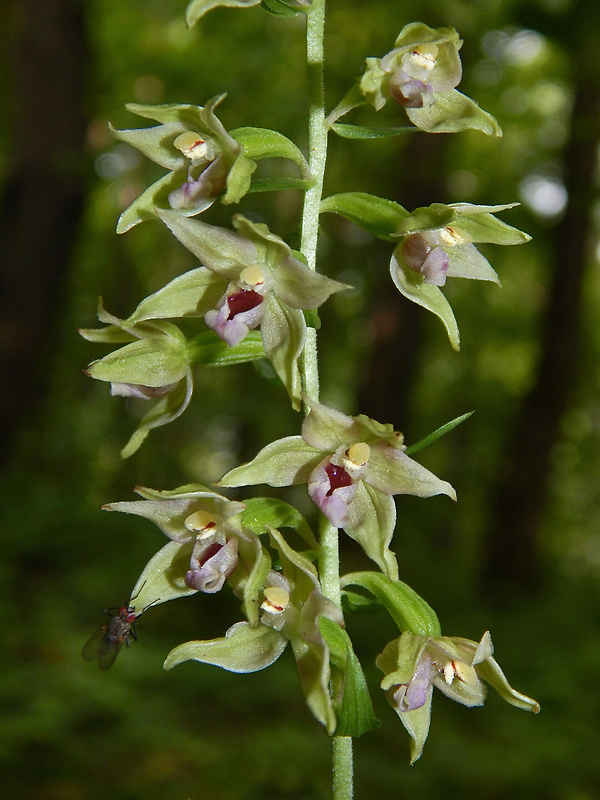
[1,0,599,798]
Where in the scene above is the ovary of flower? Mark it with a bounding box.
[342,442,371,477]
[261,586,290,614]
[439,225,466,248]
[406,44,438,72]
[173,131,215,164]
[184,510,218,536]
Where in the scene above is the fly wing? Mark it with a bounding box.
[82,623,122,669]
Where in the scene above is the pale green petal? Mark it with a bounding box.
[164,621,287,672]
[186,0,261,27]
[157,210,257,278]
[406,90,501,136]
[260,294,305,411]
[301,397,361,451]
[476,656,540,713]
[125,267,227,324]
[366,442,457,500]
[345,482,399,580]
[219,436,322,488]
[390,249,460,350]
[129,540,197,611]
[110,121,186,171]
[446,243,499,283]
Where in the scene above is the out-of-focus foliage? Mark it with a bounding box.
[2,0,600,797]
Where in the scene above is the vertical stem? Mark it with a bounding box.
[300,3,353,798]
[300,0,328,404]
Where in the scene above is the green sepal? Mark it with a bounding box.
[404,411,473,455]
[448,203,531,245]
[120,372,193,458]
[85,334,188,387]
[231,126,310,176]
[390,255,460,350]
[320,192,408,242]
[394,202,456,237]
[241,497,319,551]
[110,121,186,172]
[340,572,441,636]
[261,293,305,410]
[319,616,380,738]
[128,540,197,611]
[219,435,322,488]
[164,621,287,672]
[331,123,415,140]
[125,268,226,324]
[186,0,261,27]
[406,90,502,136]
[186,330,265,366]
[346,483,399,580]
[116,170,204,234]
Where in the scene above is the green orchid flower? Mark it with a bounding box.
[164,527,343,734]
[80,305,193,457]
[111,95,256,232]
[219,397,456,579]
[360,22,500,135]
[390,202,531,350]
[377,630,540,763]
[153,210,350,409]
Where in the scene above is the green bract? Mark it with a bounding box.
[155,210,350,409]
[359,22,501,136]
[377,630,540,763]
[219,397,456,578]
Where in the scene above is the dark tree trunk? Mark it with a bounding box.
[358,133,449,428]
[482,76,599,590]
[0,0,88,462]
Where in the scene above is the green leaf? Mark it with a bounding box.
[186,330,265,366]
[340,572,441,636]
[247,177,314,193]
[390,253,460,350]
[341,589,383,616]
[407,90,502,136]
[164,621,287,672]
[404,411,474,455]
[186,0,261,27]
[261,0,308,16]
[241,497,319,550]
[320,192,408,242]
[331,123,415,139]
[319,616,380,737]
[231,126,309,176]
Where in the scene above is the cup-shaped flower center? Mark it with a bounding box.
[404,43,438,75]
[184,510,218,537]
[173,131,216,164]
[439,225,466,248]
[261,586,290,614]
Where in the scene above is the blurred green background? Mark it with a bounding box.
[1,0,600,797]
